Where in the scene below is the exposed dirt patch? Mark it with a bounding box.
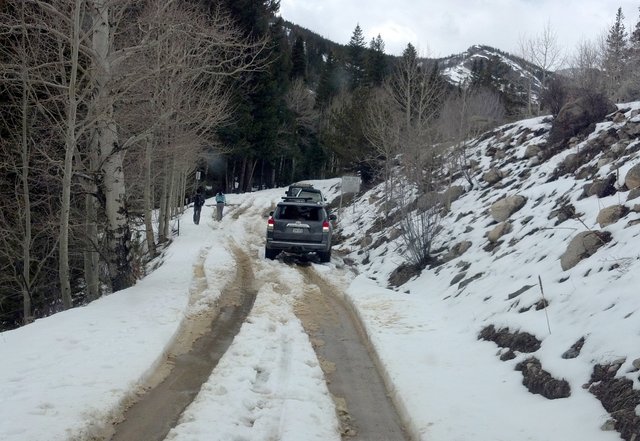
[588,363,640,441]
[295,267,409,441]
[479,324,542,353]
[515,357,571,399]
[388,262,422,287]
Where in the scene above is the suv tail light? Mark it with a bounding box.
[267,217,274,231]
[322,220,330,232]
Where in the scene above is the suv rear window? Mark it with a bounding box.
[277,205,323,221]
[287,186,323,203]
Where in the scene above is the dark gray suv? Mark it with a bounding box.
[286,183,325,205]
[265,199,335,262]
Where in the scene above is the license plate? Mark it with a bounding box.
[291,228,303,233]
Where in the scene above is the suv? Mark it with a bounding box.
[265,198,335,262]
[285,183,325,205]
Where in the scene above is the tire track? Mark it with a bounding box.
[106,245,257,441]
[295,267,410,441]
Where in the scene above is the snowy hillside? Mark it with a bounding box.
[2,104,640,441]
[334,102,640,440]
[437,44,543,99]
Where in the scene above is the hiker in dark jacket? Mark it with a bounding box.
[193,188,205,224]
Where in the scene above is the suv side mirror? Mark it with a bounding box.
[269,211,274,217]
[329,214,337,221]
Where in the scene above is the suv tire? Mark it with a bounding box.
[265,247,279,260]
[318,249,331,263]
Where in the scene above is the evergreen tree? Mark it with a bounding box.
[632,6,640,47]
[347,24,367,91]
[315,51,338,109]
[215,0,291,190]
[604,7,628,98]
[402,43,418,67]
[291,35,307,80]
[366,34,387,87]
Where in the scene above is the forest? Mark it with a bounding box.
[1,0,639,329]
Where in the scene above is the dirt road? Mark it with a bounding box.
[103,202,409,441]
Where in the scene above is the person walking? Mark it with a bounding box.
[215,190,226,221]
[193,188,205,225]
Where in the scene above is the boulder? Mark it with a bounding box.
[549,95,617,145]
[562,153,580,172]
[596,205,628,227]
[441,186,465,208]
[483,168,504,185]
[560,231,611,271]
[524,144,541,159]
[612,112,626,123]
[627,187,640,201]
[584,174,617,198]
[487,222,512,242]
[623,121,640,137]
[490,195,527,222]
[625,163,640,189]
[443,240,472,262]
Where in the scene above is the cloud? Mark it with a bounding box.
[279,0,640,57]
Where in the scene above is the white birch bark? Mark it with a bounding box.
[90,0,133,290]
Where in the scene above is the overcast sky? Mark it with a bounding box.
[279,0,640,58]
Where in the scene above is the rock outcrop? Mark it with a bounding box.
[489,195,526,222]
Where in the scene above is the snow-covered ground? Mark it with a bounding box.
[2,101,640,441]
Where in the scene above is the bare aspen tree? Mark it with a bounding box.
[569,37,606,94]
[284,78,319,182]
[362,44,446,266]
[519,21,564,115]
[121,0,263,248]
[57,0,84,308]
[388,46,444,191]
[363,87,402,219]
[1,0,267,326]
[0,0,88,315]
[438,87,504,188]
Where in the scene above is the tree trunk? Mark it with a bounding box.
[83,192,100,301]
[143,136,157,257]
[158,161,169,243]
[91,0,133,291]
[247,158,257,191]
[238,156,247,192]
[19,43,32,324]
[59,0,83,308]
[290,157,296,183]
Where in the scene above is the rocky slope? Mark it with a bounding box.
[336,102,640,440]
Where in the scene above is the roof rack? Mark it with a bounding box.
[281,196,314,202]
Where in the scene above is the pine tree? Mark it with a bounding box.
[215,0,291,190]
[316,51,338,110]
[629,6,640,68]
[366,34,387,87]
[632,6,640,47]
[347,24,367,91]
[402,43,418,67]
[291,35,307,80]
[604,7,628,98]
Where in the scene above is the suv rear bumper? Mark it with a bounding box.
[266,239,329,253]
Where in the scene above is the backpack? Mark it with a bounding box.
[215,193,225,203]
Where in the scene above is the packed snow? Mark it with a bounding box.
[3,105,640,441]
